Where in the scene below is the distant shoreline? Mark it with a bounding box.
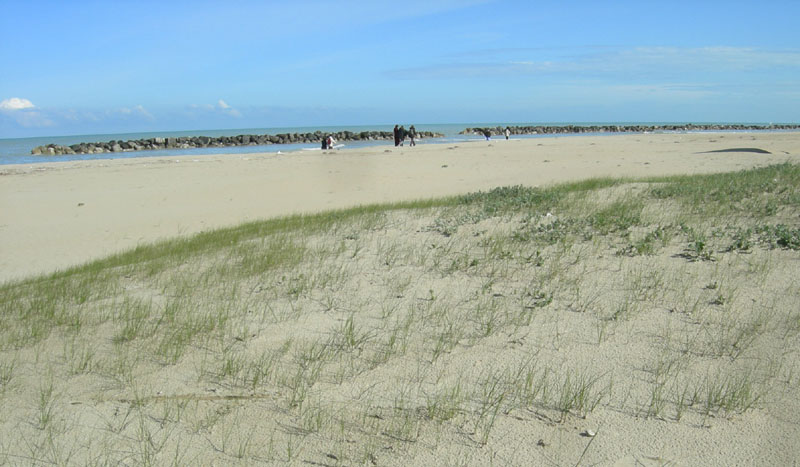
[463,123,800,135]
[28,124,800,157]
[2,122,797,165]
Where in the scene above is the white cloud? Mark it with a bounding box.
[217,99,242,117]
[133,104,154,119]
[115,105,154,120]
[186,100,242,118]
[0,98,52,127]
[14,110,54,128]
[189,103,215,110]
[0,97,35,111]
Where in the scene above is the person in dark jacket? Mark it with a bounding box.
[408,125,417,146]
[393,125,400,147]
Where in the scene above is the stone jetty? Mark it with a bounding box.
[461,124,800,136]
[31,130,444,156]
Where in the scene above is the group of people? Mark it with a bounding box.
[393,125,417,147]
[322,125,418,150]
[482,127,512,141]
[321,125,509,150]
[320,134,337,150]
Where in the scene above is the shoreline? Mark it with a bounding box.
[2,131,799,283]
[5,123,800,165]
[21,124,800,158]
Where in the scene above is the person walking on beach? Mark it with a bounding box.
[399,126,406,146]
[393,125,400,147]
[483,129,491,141]
[321,135,328,150]
[505,127,510,140]
[408,125,417,146]
[326,134,337,149]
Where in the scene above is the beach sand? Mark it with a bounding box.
[1,131,800,466]
[2,131,799,283]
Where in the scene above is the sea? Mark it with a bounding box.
[0,122,782,166]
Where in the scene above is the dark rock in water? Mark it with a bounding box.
[31,144,75,156]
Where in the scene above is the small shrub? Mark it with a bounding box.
[727,227,753,252]
[753,224,800,250]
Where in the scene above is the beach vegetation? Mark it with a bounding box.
[0,163,799,464]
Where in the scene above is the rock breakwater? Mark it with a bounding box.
[31,130,444,156]
[461,124,800,136]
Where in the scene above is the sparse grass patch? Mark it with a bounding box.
[648,162,800,218]
[35,375,58,431]
[0,355,16,395]
[589,197,644,235]
[618,225,675,256]
[697,369,767,418]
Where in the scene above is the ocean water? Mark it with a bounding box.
[0,122,776,166]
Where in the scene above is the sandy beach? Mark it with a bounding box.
[2,131,800,465]
[2,132,799,283]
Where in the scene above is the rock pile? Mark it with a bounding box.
[31,130,444,156]
[461,124,800,136]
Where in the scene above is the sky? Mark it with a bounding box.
[1,0,799,138]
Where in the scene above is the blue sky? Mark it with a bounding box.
[1,0,798,137]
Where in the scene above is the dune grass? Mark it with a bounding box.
[1,163,799,465]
